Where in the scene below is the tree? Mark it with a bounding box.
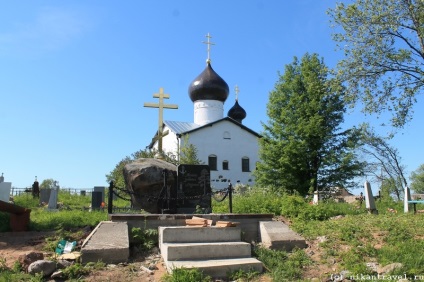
[179,135,203,165]
[40,178,59,189]
[328,0,424,127]
[410,164,424,193]
[358,124,408,200]
[255,53,364,195]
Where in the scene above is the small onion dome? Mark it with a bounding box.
[188,62,229,102]
[228,99,246,123]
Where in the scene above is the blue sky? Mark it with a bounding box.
[1,1,422,192]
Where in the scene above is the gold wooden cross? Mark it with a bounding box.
[202,32,215,64]
[144,87,178,158]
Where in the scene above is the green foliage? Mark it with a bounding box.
[410,164,424,193]
[39,178,58,189]
[0,212,9,232]
[281,195,363,221]
[254,247,311,281]
[212,187,284,215]
[228,268,260,281]
[61,263,90,279]
[131,227,158,251]
[255,53,363,195]
[328,0,424,127]
[179,135,203,165]
[161,267,212,282]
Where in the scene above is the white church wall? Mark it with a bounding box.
[184,120,259,190]
[194,100,224,125]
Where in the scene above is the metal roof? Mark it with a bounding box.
[164,120,201,134]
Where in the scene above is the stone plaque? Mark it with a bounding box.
[177,164,211,213]
[0,182,11,202]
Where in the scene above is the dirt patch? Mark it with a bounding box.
[0,230,167,281]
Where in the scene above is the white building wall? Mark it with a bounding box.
[182,121,259,190]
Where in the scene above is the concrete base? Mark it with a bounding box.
[81,221,129,264]
[166,258,263,278]
[259,221,307,251]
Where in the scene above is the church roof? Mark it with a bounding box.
[188,62,229,102]
[164,118,261,137]
[227,99,247,123]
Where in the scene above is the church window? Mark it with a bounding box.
[223,131,231,139]
[242,157,250,172]
[208,155,217,171]
[223,160,229,170]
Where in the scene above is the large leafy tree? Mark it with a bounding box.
[255,53,363,195]
[410,164,424,193]
[328,0,424,127]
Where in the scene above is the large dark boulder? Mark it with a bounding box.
[123,158,177,213]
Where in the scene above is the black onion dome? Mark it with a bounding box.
[228,99,246,123]
[189,62,229,102]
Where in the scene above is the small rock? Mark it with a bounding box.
[50,270,63,278]
[310,278,320,282]
[148,263,158,270]
[18,252,44,271]
[317,236,327,243]
[366,262,379,273]
[378,262,403,274]
[28,260,56,277]
[56,259,73,269]
[330,215,345,220]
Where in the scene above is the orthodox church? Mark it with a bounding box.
[148,40,261,190]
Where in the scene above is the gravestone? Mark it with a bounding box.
[93,186,105,202]
[364,181,378,214]
[177,164,211,213]
[0,173,4,183]
[0,182,12,202]
[48,188,59,211]
[80,190,86,196]
[404,186,411,213]
[39,189,52,205]
[91,191,103,210]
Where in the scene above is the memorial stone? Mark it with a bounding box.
[93,186,105,202]
[177,164,211,213]
[0,173,4,183]
[91,191,103,210]
[0,182,12,202]
[404,186,411,213]
[39,189,52,205]
[364,181,378,214]
[48,188,59,210]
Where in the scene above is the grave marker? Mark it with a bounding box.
[48,188,59,211]
[93,186,105,202]
[0,181,11,202]
[364,181,378,214]
[40,189,52,205]
[177,164,211,213]
[91,191,103,210]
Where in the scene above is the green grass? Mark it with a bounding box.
[3,188,424,281]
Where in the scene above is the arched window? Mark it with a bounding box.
[242,157,250,172]
[208,155,217,171]
[223,131,231,140]
[222,160,229,170]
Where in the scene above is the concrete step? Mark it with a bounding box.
[81,221,129,264]
[259,221,307,251]
[165,258,263,278]
[161,241,251,261]
[159,226,241,246]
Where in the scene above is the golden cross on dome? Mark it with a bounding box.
[235,85,240,101]
[202,33,215,64]
[144,87,178,157]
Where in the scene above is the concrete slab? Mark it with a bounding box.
[259,221,307,251]
[166,258,263,278]
[81,221,129,264]
[161,241,251,261]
